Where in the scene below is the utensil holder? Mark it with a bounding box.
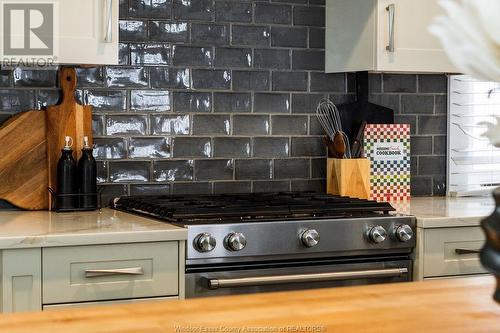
[327,158,370,199]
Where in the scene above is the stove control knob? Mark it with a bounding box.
[225,232,247,251]
[394,224,413,242]
[194,233,216,253]
[368,226,387,244]
[301,229,320,248]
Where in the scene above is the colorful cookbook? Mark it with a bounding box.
[364,124,411,202]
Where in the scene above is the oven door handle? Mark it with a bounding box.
[207,267,408,290]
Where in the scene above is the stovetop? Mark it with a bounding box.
[112,192,395,224]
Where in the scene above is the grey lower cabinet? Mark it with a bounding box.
[0,241,185,313]
[414,226,488,280]
[1,248,42,312]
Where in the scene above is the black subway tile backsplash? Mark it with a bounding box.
[93,138,127,159]
[310,72,345,92]
[292,50,325,71]
[214,181,251,194]
[271,115,308,135]
[128,137,171,158]
[235,159,272,180]
[84,90,127,112]
[253,180,290,193]
[232,25,270,47]
[109,161,150,182]
[274,159,310,179]
[0,90,35,113]
[128,0,171,19]
[130,43,170,65]
[254,93,290,113]
[119,20,147,41]
[173,92,212,112]
[215,1,252,23]
[130,90,170,112]
[272,71,308,92]
[293,6,325,26]
[383,74,417,93]
[172,137,211,157]
[151,114,190,135]
[191,23,229,46]
[254,3,292,24]
[195,159,234,180]
[106,115,148,135]
[232,70,270,91]
[173,0,213,21]
[148,21,189,43]
[191,69,231,90]
[153,160,194,181]
[233,115,270,135]
[308,28,325,49]
[172,46,213,67]
[213,137,251,158]
[252,137,290,158]
[214,92,251,113]
[13,69,57,87]
[150,67,191,89]
[254,49,291,70]
[106,67,149,88]
[192,114,230,135]
[215,48,252,68]
[271,27,307,48]
[0,1,448,201]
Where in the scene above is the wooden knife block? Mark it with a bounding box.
[327,158,370,199]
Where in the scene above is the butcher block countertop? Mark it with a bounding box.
[0,276,498,333]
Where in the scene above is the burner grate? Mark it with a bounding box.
[113,192,395,223]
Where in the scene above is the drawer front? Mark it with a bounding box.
[423,227,487,277]
[43,296,178,310]
[43,242,178,304]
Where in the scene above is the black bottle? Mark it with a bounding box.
[56,136,78,210]
[78,136,97,209]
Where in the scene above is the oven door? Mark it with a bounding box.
[185,259,412,298]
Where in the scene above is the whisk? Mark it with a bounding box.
[316,99,351,158]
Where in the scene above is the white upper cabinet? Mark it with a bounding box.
[0,0,118,65]
[326,0,458,73]
[57,0,119,64]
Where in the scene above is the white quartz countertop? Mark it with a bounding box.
[0,208,187,249]
[392,196,495,228]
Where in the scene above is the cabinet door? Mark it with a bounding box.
[376,0,457,72]
[57,0,118,64]
[1,249,42,313]
[0,0,118,65]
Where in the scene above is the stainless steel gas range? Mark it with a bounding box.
[112,192,415,298]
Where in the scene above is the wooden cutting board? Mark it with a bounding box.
[0,110,48,210]
[46,67,93,208]
[0,67,93,210]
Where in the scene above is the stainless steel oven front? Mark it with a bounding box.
[185,256,412,298]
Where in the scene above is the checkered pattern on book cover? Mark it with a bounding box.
[364,124,411,202]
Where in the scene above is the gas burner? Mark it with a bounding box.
[113,192,395,224]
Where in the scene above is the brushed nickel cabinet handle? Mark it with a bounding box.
[85,267,144,278]
[104,0,113,42]
[455,248,481,255]
[208,268,408,289]
[386,4,395,52]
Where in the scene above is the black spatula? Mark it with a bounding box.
[337,71,394,144]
